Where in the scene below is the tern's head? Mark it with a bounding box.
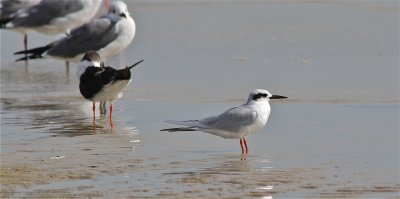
[76,51,102,78]
[107,1,130,21]
[247,89,287,103]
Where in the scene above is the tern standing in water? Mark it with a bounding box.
[161,89,287,154]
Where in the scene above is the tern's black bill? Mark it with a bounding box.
[270,95,287,99]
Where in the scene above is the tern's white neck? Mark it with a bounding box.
[76,60,101,79]
[246,99,271,127]
[246,99,271,114]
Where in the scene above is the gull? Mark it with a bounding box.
[76,51,143,127]
[0,0,41,19]
[0,0,41,51]
[14,0,134,64]
[161,89,287,154]
[1,0,108,53]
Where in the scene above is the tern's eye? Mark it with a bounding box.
[252,93,268,101]
[111,9,116,14]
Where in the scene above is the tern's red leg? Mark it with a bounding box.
[244,137,248,154]
[109,102,114,128]
[109,103,113,119]
[240,139,244,154]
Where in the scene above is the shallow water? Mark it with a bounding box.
[1,1,399,198]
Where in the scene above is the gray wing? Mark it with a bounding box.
[47,17,119,58]
[10,0,84,27]
[199,106,258,132]
[0,0,38,18]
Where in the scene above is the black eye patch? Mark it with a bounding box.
[252,93,268,100]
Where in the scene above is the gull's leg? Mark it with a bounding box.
[65,61,70,75]
[244,137,249,154]
[23,34,28,51]
[240,139,244,154]
[24,34,28,64]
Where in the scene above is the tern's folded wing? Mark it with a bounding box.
[200,106,257,132]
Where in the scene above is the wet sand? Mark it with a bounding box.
[1,1,399,198]
[1,103,399,199]
[1,94,398,198]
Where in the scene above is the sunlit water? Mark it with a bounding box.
[1,1,399,198]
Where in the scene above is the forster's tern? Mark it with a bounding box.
[76,51,143,126]
[14,0,134,63]
[161,89,287,154]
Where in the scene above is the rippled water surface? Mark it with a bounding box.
[1,1,399,198]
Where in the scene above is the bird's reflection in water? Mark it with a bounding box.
[94,101,115,130]
[1,97,138,137]
[160,154,275,198]
[93,115,115,132]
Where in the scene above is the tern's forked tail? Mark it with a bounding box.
[160,127,197,132]
[160,120,202,132]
